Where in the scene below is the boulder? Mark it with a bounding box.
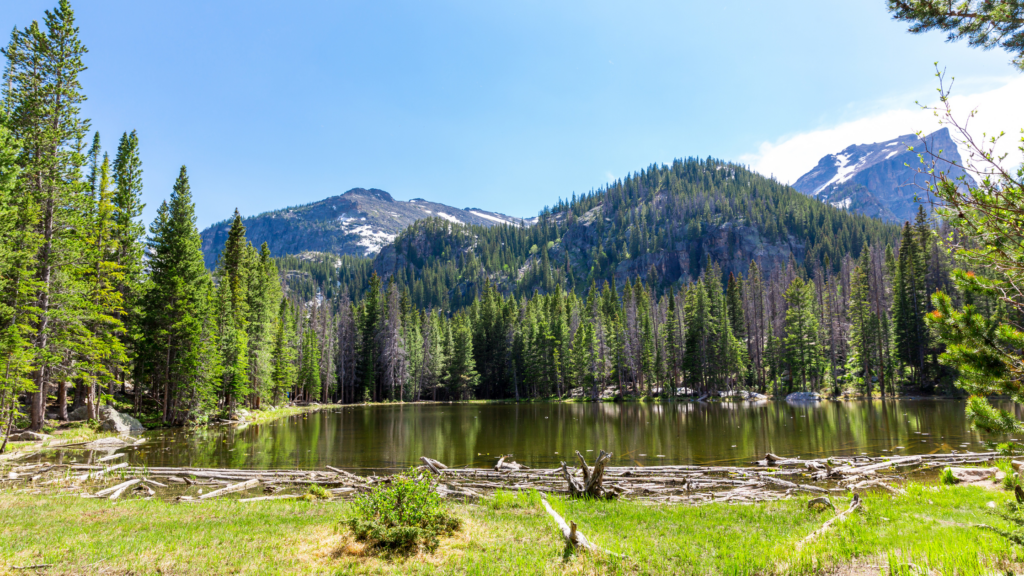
[786,391,822,403]
[8,431,52,442]
[68,404,117,422]
[948,467,999,484]
[99,409,146,435]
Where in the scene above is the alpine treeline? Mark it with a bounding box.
[279,202,956,404]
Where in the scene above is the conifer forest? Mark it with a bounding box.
[0,1,991,435]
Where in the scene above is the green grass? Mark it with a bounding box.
[0,483,1019,575]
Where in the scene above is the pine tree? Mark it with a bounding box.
[298,328,321,401]
[140,167,219,424]
[111,130,146,393]
[216,210,251,413]
[271,298,296,405]
[4,1,93,429]
[783,276,823,392]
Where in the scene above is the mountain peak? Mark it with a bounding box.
[343,188,394,202]
[791,128,971,223]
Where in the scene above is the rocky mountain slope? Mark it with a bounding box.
[339,159,900,312]
[199,188,530,267]
[792,127,974,223]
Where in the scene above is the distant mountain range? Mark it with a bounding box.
[792,127,974,224]
[199,188,531,268]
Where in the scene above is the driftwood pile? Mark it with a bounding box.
[0,449,1005,506]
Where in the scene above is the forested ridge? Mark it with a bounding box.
[0,1,984,434]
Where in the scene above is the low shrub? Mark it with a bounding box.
[347,470,460,553]
[939,467,958,485]
[303,484,330,501]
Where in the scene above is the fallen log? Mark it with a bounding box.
[539,492,622,556]
[92,479,140,498]
[198,478,260,500]
[68,462,128,484]
[540,492,596,551]
[239,494,302,502]
[326,466,363,481]
[799,494,861,547]
[420,456,448,475]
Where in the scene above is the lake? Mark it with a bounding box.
[111,399,1016,472]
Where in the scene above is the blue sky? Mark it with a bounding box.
[4,0,1019,229]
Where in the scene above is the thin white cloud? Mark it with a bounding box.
[742,76,1024,184]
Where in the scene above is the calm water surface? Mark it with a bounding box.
[114,400,1018,472]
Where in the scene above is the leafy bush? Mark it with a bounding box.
[347,470,460,553]
[939,467,959,485]
[997,442,1021,457]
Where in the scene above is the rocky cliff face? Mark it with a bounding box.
[792,128,974,223]
[549,205,805,289]
[199,188,530,267]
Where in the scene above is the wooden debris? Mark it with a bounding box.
[71,462,128,483]
[326,466,362,481]
[540,492,597,551]
[239,494,302,502]
[92,479,140,498]
[539,492,621,556]
[97,453,126,463]
[420,456,447,475]
[198,478,260,500]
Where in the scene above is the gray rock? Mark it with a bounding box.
[99,409,146,435]
[68,404,117,422]
[786,391,822,403]
[8,431,52,442]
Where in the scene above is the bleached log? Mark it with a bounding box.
[540,492,596,551]
[97,453,126,463]
[108,480,140,500]
[72,462,128,483]
[239,494,302,502]
[421,457,446,475]
[326,466,363,481]
[93,479,140,498]
[833,456,921,475]
[142,478,167,488]
[198,478,260,500]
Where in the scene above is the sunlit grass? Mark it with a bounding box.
[0,483,1018,575]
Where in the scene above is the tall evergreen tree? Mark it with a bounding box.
[140,167,219,423]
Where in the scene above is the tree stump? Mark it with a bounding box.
[561,450,616,499]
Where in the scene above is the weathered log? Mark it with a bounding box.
[142,478,168,488]
[108,480,140,500]
[325,466,363,481]
[799,494,861,547]
[239,494,302,502]
[70,462,128,484]
[96,453,126,463]
[198,478,260,500]
[421,457,447,475]
[833,456,921,475]
[540,492,596,551]
[90,479,140,498]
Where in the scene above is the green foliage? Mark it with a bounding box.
[964,396,1024,435]
[939,467,959,485]
[888,0,1024,70]
[347,470,461,553]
